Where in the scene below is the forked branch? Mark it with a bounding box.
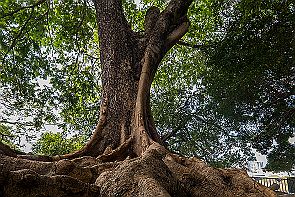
[133,0,193,155]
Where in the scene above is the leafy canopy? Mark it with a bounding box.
[0,0,294,171]
[0,0,100,148]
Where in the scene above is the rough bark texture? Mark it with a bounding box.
[0,0,277,196]
[0,143,276,197]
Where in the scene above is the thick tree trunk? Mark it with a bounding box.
[0,0,277,196]
[55,0,192,160]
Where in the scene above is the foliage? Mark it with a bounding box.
[151,0,294,170]
[0,0,101,146]
[0,0,293,171]
[0,124,20,150]
[202,0,295,171]
[151,46,255,168]
[266,143,295,172]
[150,0,255,168]
[32,131,85,156]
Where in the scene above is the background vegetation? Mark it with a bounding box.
[0,0,294,171]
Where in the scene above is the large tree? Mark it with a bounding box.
[0,0,276,196]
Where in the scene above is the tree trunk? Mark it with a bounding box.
[54,0,192,160]
[0,0,277,196]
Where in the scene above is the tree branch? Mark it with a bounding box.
[161,122,187,142]
[144,6,160,37]
[0,120,34,126]
[2,8,35,62]
[1,0,46,18]
[165,20,190,49]
[132,0,194,155]
[0,133,14,138]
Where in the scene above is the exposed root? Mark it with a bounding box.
[97,137,133,162]
[3,168,99,197]
[0,143,276,197]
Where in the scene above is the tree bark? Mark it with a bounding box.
[0,144,276,197]
[0,0,277,196]
[51,0,193,160]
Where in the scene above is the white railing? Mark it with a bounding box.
[252,177,295,194]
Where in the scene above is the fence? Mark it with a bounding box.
[252,177,295,194]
